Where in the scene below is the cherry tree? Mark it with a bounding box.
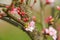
[0,0,60,40]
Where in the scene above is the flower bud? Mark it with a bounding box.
[21,11,25,16]
[32,16,36,22]
[23,18,26,22]
[17,7,21,15]
[26,17,29,21]
[46,0,50,4]
[56,6,60,10]
[46,0,55,5]
[45,16,53,23]
[23,17,29,22]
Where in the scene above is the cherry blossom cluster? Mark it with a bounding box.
[6,4,29,22]
[42,26,57,40]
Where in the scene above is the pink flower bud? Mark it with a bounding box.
[23,18,29,22]
[17,8,21,15]
[46,0,50,4]
[48,16,53,20]
[23,18,27,22]
[45,16,53,23]
[32,16,36,21]
[56,6,60,10]
[46,0,54,4]
[17,10,21,15]
[26,18,29,21]
[17,7,21,11]
[21,11,25,16]
[9,8,17,14]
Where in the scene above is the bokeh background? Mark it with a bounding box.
[0,0,60,40]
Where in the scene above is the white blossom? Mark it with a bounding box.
[25,21,35,32]
[49,26,57,40]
